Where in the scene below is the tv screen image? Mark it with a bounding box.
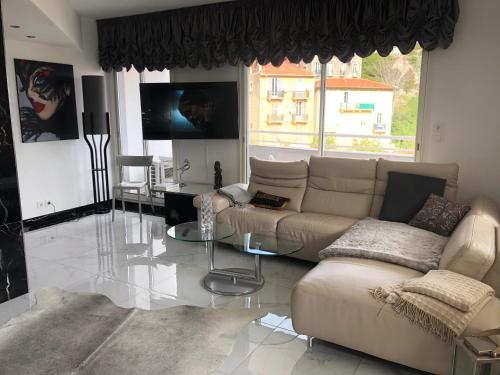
[140,81,239,140]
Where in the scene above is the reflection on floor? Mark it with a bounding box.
[1,212,426,375]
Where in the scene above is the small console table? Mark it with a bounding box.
[152,182,213,226]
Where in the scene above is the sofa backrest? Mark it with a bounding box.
[370,159,459,218]
[248,157,309,212]
[301,156,377,218]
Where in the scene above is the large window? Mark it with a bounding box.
[247,48,423,166]
[116,68,174,188]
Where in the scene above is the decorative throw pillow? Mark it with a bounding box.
[409,194,471,236]
[379,172,446,223]
[249,191,290,210]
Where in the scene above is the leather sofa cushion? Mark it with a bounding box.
[216,206,295,236]
[439,214,496,280]
[291,257,453,374]
[193,192,231,214]
[371,159,459,218]
[301,156,376,218]
[248,157,308,212]
[277,213,358,262]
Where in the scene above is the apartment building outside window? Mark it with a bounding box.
[352,63,359,78]
[247,47,423,168]
[269,78,281,96]
[326,63,334,77]
[339,63,346,77]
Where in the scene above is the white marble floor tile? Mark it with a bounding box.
[233,328,362,375]
[277,317,294,332]
[134,290,190,310]
[354,358,425,375]
[217,320,276,374]
[55,250,142,276]
[26,256,96,293]
[26,237,97,262]
[0,294,32,326]
[68,276,147,308]
[217,281,293,318]
[105,257,180,290]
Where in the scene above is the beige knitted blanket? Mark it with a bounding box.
[370,270,494,343]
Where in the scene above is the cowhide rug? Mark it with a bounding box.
[0,288,264,375]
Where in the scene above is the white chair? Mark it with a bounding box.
[112,155,154,222]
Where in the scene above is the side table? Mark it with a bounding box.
[152,182,213,226]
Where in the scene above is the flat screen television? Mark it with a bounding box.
[140,81,239,140]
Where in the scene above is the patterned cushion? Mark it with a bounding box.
[409,194,471,236]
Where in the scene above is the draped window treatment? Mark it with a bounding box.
[97,0,460,72]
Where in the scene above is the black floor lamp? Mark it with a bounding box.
[82,75,111,214]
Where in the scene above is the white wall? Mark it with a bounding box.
[420,0,500,204]
[31,0,82,48]
[5,17,104,219]
[170,65,241,186]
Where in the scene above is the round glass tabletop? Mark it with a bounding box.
[167,221,234,242]
[230,232,303,256]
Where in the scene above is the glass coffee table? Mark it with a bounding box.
[167,222,303,296]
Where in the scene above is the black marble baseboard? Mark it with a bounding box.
[23,202,110,232]
[113,200,165,218]
[23,200,165,232]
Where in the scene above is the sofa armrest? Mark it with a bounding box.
[193,192,231,214]
[468,195,499,225]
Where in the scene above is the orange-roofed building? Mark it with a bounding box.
[315,76,395,146]
[248,60,318,148]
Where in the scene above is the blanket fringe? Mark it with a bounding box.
[392,297,456,344]
[368,287,388,303]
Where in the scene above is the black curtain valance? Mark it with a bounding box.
[97,0,459,72]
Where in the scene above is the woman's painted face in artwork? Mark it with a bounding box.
[26,67,69,120]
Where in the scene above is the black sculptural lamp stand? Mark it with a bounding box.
[83,112,111,214]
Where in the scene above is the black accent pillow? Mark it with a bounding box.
[379,172,446,223]
[249,191,290,210]
[409,194,471,236]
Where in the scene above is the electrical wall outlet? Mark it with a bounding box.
[432,123,443,142]
[36,200,53,209]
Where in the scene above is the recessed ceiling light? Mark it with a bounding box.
[9,25,21,29]
[26,35,36,39]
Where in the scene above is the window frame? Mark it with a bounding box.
[243,51,428,181]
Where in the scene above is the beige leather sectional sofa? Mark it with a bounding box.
[194,156,500,374]
[201,156,461,263]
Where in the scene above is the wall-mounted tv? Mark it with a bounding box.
[140,81,239,140]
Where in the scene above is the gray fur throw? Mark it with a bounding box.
[319,218,448,272]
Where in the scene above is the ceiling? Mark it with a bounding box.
[3,0,75,46]
[68,0,229,19]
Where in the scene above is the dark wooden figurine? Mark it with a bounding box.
[214,161,223,189]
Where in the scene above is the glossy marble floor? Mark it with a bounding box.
[1,212,426,375]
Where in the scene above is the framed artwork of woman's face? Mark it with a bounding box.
[14,59,79,143]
